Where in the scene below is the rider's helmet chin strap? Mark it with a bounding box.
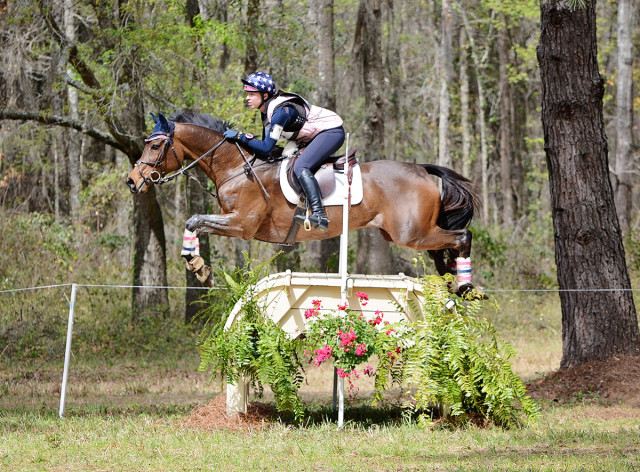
[260,92,274,111]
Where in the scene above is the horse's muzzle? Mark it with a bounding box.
[126,177,140,194]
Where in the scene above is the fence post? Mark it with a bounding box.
[59,283,78,418]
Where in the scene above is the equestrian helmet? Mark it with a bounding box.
[241,72,276,95]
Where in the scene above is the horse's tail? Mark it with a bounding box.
[421,164,479,230]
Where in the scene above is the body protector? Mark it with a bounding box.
[263,92,343,144]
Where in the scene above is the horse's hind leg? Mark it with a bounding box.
[428,250,457,276]
[415,228,484,299]
[446,229,487,299]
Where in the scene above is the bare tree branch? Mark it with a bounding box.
[35,0,102,90]
[63,73,99,96]
[0,109,127,153]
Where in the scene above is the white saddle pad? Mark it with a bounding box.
[279,159,364,207]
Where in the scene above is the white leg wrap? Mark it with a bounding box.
[181,229,200,257]
[456,257,472,286]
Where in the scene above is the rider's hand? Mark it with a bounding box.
[223,129,243,142]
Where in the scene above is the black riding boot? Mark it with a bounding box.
[294,169,329,232]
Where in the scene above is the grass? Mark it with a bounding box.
[2,291,639,471]
[1,402,639,471]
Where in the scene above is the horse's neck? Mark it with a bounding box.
[177,125,244,185]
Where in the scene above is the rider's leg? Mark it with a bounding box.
[295,169,329,231]
[293,127,345,231]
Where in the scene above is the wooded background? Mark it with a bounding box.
[1,0,639,363]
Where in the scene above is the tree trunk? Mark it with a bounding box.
[614,0,634,232]
[64,0,81,225]
[234,0,261,267]
[437,0,453,168]
[185,173,211,323]
[498,24,514,228]
[459,27,471,178]
[354,0,392,274]
[115,16,168,313]
[316,0,336,111]
[309,0,340,271]
[244,0,260,75]
[132,187,169,314]
[460,9,490,223]
[538,0,640,368]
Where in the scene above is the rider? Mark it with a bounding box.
[223,72,345,232]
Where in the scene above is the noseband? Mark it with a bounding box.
[134,122,180,190]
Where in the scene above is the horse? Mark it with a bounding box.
[126,112,482,297]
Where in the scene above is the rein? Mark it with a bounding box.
[137,123,272,200]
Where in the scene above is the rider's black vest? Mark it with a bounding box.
[261,92,310,140]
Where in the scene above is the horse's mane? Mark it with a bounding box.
[169,111,231,133]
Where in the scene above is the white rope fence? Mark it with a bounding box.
[4,284,640,295]
[1,281,637,418]
[1,282,222,417]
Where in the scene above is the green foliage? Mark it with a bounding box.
[197,253,306,422]
[197,257,539,428]
[398,275,540,428]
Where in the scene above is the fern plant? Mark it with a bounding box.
[394,274,540,428]
[197,252,306,423]
[197,253,539,428]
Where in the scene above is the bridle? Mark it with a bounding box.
[133,120,273,199]
[133,121,180,190]
[133,121,226,198]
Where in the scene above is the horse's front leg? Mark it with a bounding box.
[185,212,258,240]
[181,212,260,288]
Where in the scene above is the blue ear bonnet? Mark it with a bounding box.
[150,112,173,136]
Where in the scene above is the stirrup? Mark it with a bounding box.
[295,210,328,232]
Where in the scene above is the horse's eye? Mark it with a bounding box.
[151,143,161,150]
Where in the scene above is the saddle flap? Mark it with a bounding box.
[286,160,336,199]
[285,148,358,200]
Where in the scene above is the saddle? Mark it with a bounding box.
[286,148,358,199]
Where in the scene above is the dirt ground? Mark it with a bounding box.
[185,354,640,430]
[525,353,640,407]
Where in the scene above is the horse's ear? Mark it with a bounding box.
[158,112,169,128]
[150,112,159,124]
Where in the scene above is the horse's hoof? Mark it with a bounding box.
[457,283,488,300]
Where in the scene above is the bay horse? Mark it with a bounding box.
[126,112,482,297]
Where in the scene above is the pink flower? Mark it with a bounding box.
[356,291,369,306]
[304,308,319,319]
[336,368,360,380]
[385,328,395,335]
[355,343,367,356]
[312,345,333,366]
[337,303,348,311]
[339,328,358,347]
[364,365,374,376]
[336,368,350,378]
[369,310,384,326]
[312,299,322,309]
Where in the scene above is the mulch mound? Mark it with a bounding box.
[185,355,640,431]
[184,395,277,431]
[526,354,640,406]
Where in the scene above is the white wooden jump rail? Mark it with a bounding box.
[224,270,430,416]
